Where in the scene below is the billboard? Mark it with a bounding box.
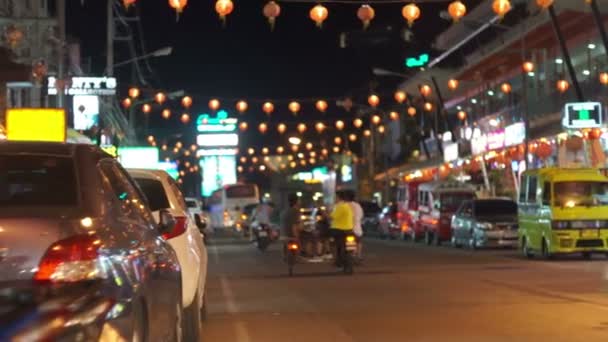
[73,95,100,130]
[117,147,159,169]
[563,102,603,129]
[6,108,66,142]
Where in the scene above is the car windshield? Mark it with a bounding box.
[0,155,78,211]
[554,181,608,207]
[134,178,170,212]
[440,193,475,212]
[475,201,517,219]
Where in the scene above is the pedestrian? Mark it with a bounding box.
[330,190,354,267]
[346,190,364,261]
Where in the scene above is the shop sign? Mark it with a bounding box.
[196,110,237,133]
[47,76,117,96]
[471,135,487,155]
[6,108,66,142]
[197,133,238,147]
[196,148,238,157]
[486,129,505,150]
[443,142,459,162]
[505,123,525,147]
[563,102,602,129]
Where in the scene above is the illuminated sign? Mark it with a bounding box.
[341,165,353,182]
[196,110,238,132]
[6,108,66,142]
[443,142,459,162]
[471,134,487,155]
[73,95,99,130]
[197,133,238,147]
[201,156,237,196]
[47,76,117,96]
[196,148,238,157]
[505,122,525,147]
[486,129,505,150]
[563,102,603,129]
[405,53,429,68]
[117,147,159,169]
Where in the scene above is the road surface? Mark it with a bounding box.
[202,234,608,341]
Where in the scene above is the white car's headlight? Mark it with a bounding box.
[475,222,493,230]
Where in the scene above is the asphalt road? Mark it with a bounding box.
[201,233,608,341]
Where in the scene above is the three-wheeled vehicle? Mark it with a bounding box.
[283,232,358,276]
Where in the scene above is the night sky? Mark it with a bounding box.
[67,1,451,117]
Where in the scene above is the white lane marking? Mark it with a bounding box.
[211,244,220,264]
[220,276,252,342]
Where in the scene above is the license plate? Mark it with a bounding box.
[258,231,268,237]
[346,244,357,251]
[581,229,599,238]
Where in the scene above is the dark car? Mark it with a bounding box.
[450,199,519,249]
[360,201,381,233]
[0,142,183,341]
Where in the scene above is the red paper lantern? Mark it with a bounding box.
[402,3,421,27]
[168,0,188,13]
[122,98,132,109]
[263,102,274,115]
[315,100,328,112]
[394,91,407,104]
[239,122,248,131]
[310,4,329,28]
[522,61,535,73]
[162,109,171,119]
[142,103,152,113]
[288,101,300,114]
[297,123,307,134]
[457,110,467,121]
[448,1,466,22]
[353,118,363,128]
[407,107,417,117]
[155,92,166,104]
[258,122,268,134]
[180,113,190,123]
[128,87,140,99]
[209,98,221,110]
[277,123,287,134]
[535,142,553,159]
[357,4,375,29]
[215,0,234,21]
[181,96,193,108]
[447,79,459,91]
[263,1,281,30]
[600,72,608,85]
[556,79,569,93]
[501,82,512,94]
[236,100,248,113]
[420,84,432,97]
[368,94,380,107]
[492,0,512,18]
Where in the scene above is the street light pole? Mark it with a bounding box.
[57,0,66,108]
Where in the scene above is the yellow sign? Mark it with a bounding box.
[101,145,118,157]
[6,108,66,142]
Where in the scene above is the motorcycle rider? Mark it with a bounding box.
[330,190,354,267]
[346,190,364,261]
[250,198,273,241]
[280,193,301,241]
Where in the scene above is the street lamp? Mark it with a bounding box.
[112,46,173,69]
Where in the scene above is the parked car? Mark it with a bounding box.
[378,203,401,239]
[0,142,183,341]
[451,199,519,249]
[360,201,381,233]
[185,196,206,229]
[416,181,476,245]
[129,169,208,341]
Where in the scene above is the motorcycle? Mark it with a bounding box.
[252,222,274,251]
[284,232,357,276]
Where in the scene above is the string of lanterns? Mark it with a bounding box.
[119,0,569,30]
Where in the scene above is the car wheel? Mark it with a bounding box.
[173,302,184,342]
[582,252,592,260]
[410,230,417,243]
[200,292,208,322]
[182,289,202,341]
[451,233,460,248]
[541,238,554,260]
[521,237,533,259]
[433,232,440,246]
[131,301,147,342]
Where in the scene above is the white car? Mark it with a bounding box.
[129,169,208,341]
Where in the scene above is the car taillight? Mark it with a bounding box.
[35,235,105,282]
[163,216,188,240]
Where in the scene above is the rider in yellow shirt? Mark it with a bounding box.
[330,191,354,267]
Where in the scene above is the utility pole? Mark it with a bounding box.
[106,0,114,76]
[57,0,66,108]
